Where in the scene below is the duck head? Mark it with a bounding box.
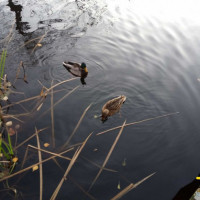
[101,109,109,122]
[81,62,88,73]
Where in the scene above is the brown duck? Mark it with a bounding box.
[101,95,126,121]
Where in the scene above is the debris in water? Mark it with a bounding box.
[2,96,8,101]
[117,181,121,190]
[94,115,98,118]
[32,165,39,172]
[37,43,42,47]
[12,157,18,163]
[93,148,98,152]
[44,143,50,147]
[8,128,15,136]
[6,121,12,127]
[15,124,20,130]
[122,158,126,167]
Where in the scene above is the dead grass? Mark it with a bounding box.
[88,120,126,191]
[96,112,179,136]
[50,132,93,200]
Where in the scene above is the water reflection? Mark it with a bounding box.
[7,0,30,35]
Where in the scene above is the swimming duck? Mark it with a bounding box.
[101,95,126,121]
[63,62,88,78]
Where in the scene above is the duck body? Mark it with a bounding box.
[101,95,126,121]
[63,61,88,78]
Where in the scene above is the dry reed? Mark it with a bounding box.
[50,132,93,200]
[35,127,43,200]
[88,120,126,191]
[110,172,156,200]
[96,112,179,136]
[0,147,74,183]
[60,103,92,150]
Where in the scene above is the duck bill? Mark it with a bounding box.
[84,67,88,73]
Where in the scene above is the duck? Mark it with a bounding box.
[63,61,88,78]
[101,95,126,121]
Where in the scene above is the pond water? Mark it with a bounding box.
[1,0,200,199]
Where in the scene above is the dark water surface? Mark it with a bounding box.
[1,0,200,199]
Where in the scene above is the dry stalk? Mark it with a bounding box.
[39,85,80,119]
[50,132,93,200]
[88,120,126,191]
[21,145,30,169]
[0,147,74,182]
[110,172,156,200]
[35,127,43,200]
[51,80,55,147]
[13,36,44,53]
[81,156,117,173]
[61,103,92,150]
[31,32,47,54]
[28,145,71,161]
[96,112,179,136]
[69,175,97,200]
[44,77,78,94]
[15,127,48,150]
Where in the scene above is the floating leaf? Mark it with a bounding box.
[122,158,126,167]
[15,124,20,130]
[37,43,42,47]
[117,181,121,190]
[6,121,12,127]
[12,157,18,163]
[32,165,39,172]
[8,128,15,136]
[44,143,50,147]
[2,96,8,101]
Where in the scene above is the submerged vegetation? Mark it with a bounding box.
[0,24,180,199]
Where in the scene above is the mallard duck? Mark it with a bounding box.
[101,95,126,121]
[63,62,88,78]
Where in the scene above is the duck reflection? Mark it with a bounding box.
[7,0,30,36]
[173,175,200,200]
[63,61,88,85]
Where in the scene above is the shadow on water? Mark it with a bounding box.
[7,0,30,36]
[173,174,200,200]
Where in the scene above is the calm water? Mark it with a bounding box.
[1,0,200,199]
